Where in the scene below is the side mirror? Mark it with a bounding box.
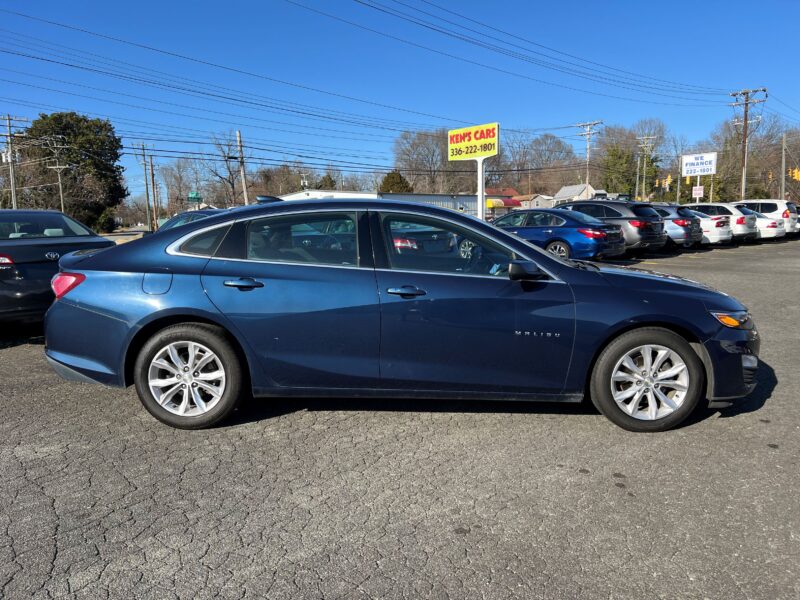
[508,260,547,281]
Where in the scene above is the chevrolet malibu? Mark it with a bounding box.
[44,200,760,432]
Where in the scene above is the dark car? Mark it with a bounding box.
[0,210,114,323]
[651,204,704,248]
[491,208,625,260]
[557,200,668,252]
[155,209,223,233]
[44,199,759,433]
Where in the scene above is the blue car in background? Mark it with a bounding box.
[492,208,625,260]
[44,199,759,433]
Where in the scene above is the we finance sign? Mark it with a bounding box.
[447,122,499,161]
[681,152,718,177]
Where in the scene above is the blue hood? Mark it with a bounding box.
[595,264,746,313]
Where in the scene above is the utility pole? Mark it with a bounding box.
[149,154,158,229]
[4,115,29,209]
[236,130,249,205]
[575,120,602,196]
[730,87,767,200]
[140,144,152,232]
[637,136,657,201]
[46,164,70,213]
[634,154,641,200]
[781,132,786,201]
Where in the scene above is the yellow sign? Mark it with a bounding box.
[447,122,499,161]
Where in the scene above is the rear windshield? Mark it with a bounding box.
[676,207,697,218]
[788,202,797,214]
[632,205,660,218]
[0,213,94,240]
[737,206,756,216]
[687,209,710,218]
[566,211,604,225]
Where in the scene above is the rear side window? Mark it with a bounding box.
[632,206,659,218]
[246,212,358,266]
[571,204,605,218]
[179,225,230,256]
[759,202,778,213]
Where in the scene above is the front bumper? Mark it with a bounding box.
[704,325,760,405]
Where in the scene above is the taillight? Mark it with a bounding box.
[673,219,690,227]
[0,254,13,266]
[736,216,746,225]
[578,228,607,239]
[715,220,728,228]
[393,237,418,250]
[783,209,790,218]
[767,221,778,228]
[629,220,648,228]
[51,272,86,299]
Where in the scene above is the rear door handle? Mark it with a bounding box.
[223,277,264,290]
[387,285,426,298]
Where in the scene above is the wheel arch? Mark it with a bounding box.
[123,313,254,390]
[582,321,712,400]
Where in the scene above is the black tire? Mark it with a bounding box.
[545,240,571,259]
[589,327,704,432]
[133,323,244,429]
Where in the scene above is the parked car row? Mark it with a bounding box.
[490,199,798,260]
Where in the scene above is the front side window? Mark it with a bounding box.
[382,214,513,277]
[529,212,565,227]
[494,212,528,227]
[246,212,358,266]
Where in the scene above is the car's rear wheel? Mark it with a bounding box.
[589,328,703,432]
[134,323,243,429]
[546,241,571,259]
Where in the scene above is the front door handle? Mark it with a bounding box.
[543,229,553,234]
[223,277,264,290]
[387,285,426,298]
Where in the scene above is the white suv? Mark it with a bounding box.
[685,203,758,241]
[737,200,798,234]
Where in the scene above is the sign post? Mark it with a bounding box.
[447,122,499,220]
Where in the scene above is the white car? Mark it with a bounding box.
[746,209,786,239]
[686,209,733,245]
[737,200,798,234]
[685,203,758,242]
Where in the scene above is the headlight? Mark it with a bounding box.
[711,310,753,329]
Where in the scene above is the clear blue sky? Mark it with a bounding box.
[2,0,799,196]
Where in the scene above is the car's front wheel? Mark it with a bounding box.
[589,328,704,432]
[133,323,243,429]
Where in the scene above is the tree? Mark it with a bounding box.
[12,112,127,227]
[316,173,338,189]
[378,170,413,193]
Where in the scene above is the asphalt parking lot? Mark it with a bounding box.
[0,240,797,600]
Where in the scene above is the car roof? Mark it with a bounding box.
[0,209,65,216]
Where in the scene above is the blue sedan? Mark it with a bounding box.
[492,208,625,260]
[44,199,759,432]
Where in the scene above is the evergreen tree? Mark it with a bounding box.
[378,170,413,193]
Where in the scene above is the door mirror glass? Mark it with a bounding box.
[508,260,546,281]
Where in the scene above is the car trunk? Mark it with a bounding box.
[1,237,111,280]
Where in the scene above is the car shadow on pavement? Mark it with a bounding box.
[225,359,776,429]
[0,323,44,350]
[224,395,598,428]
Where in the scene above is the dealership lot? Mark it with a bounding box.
[0,241,797,599]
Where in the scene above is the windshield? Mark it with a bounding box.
[0,213,94,240]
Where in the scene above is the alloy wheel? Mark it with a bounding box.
[547,242,569,258]
[147,341,226,417]
[609,344,690,421]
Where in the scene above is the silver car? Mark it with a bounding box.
[684,203,758,241]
